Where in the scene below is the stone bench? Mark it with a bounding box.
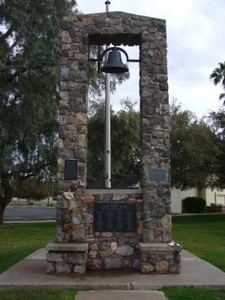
[46,242,89,274]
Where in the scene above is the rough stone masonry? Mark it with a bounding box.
[46,11,182,275]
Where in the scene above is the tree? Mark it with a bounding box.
[111,99,140,187]
[210,62,225,103]
[170,102,220,190]
[87,98,140,188]
[15,177,51,202]
[206,109,225,189]
[0,0,76,226]
[209,62,225,188]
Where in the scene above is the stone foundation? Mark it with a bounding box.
[46,241,181,274]
[46,189,182,274]
[139,243,181,274]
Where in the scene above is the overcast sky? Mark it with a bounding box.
[77,0,225,118]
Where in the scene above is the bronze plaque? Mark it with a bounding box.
[148,168,167,182]
[94,203,136,232]
[64,160,78,180]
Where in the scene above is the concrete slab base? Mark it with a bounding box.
[0,248,225,290]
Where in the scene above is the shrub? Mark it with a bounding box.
[182,196,206,213]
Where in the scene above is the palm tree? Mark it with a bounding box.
[210,62,225,103]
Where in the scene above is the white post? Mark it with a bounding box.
[105,0,111,13]
[104,72,111,188]
[104,1,111,188]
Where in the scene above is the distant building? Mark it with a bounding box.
[171,188,225,214]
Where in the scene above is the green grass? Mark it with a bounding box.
[172,214,225,272]
[0,288,224,300]
[0,222,55,273]
[163,214,225,300]
[0,288,76,300]
[163,287,225,300]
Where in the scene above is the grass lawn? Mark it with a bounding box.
[0,215,225,300]
[0,288,76,300]
[163,287,225,300]
[172,214,225,272]
[0,222,55,273]
[163,214,225,300]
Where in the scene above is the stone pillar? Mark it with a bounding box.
[138,18,182,273]
[46,16,90,274]
[140,19,172,244]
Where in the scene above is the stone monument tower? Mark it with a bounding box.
[46,7,182,275]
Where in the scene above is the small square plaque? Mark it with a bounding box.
[148,168,167,182]
[64,160,78,180]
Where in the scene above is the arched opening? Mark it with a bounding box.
[87,35,141,189]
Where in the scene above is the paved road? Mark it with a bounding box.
[5,207,56,221]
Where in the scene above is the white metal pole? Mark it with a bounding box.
[105,0,110,13]
[104,1,111,188]
[104,72,111,188]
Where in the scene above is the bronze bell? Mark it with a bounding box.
[101,47,129,74]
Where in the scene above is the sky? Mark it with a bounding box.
[77,0,225,118]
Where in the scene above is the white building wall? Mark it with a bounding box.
[216,194,225,205]
[205,189,216,206]
[210,189,225,205]
[171,187,225,214]
[171,188,197,214]
[171,188,182,214]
